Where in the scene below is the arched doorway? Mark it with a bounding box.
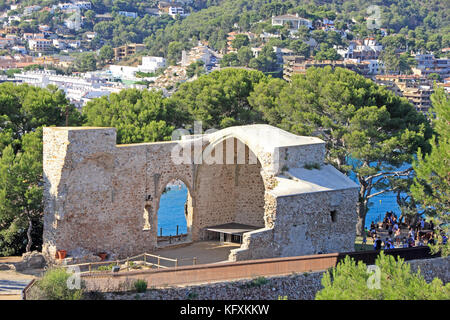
[155,179,193,245]
[193,136,267,243]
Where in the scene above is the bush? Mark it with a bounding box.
[242,276,269,288]
[315,252,450,300]
[37,268,84,300]
[134,279,147,293]
[97,263,115,271]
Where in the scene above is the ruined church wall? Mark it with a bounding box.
[43,128,195,259]
[273,188,358,257]
[231,188,358,261]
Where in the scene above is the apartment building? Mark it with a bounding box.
[412,53,450,79]
[337,38,383,60]
[283,56,371,81]
[375,75,433,113]
[28,38,53,51]
[113,43,146,61]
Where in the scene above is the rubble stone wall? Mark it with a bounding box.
[43,126,357,262]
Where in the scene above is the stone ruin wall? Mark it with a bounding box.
[43,128,271,259]
[43,126,357,262]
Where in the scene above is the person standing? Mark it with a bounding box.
[394,225,401,246]
[374,236,382,250]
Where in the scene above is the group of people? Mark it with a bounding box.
[368,212,439,251]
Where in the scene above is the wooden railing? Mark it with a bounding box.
[58,252,197,274]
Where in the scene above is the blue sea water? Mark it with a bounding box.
[157,185,188,236]
[157,164,410,234]
[346,158,411,228]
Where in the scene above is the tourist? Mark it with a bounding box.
[418,236,424,246]
[402,237,408,248]
[420,218,425,230]
[370,221,377,237]
[442,233,448,245]
[408,236,415,247]
[384,237,390,250]
[394,226,401,246]
[430,220,434,231]
[415,219,421,235]
[374,236,382,250]
[428,233,435,246]
[408,227,415,240]
[388,223,393,237]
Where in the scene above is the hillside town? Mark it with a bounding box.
[0,1,448,112]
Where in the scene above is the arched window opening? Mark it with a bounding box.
[157,179,188,237]
[143,205,151,230]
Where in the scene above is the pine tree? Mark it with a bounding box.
[411,87,450,256]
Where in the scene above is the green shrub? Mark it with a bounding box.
[304,162,321,170]
[316,252,450,300]
[37,268,84,300]
[134,279,147,293]
[97,263,115,271]
[244,276,269,288]
[187,291,198,299]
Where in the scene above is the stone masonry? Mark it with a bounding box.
[43,124,359,261]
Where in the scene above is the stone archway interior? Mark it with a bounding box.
[193,137,266,241]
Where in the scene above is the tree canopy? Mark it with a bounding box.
[316,252,450,300]
[0,83,82,256]
[248,66,432,235]
[411,87,450,256]
[169,68,267,129]
[82,89,187,144]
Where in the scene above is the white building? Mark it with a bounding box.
[109,57,166,79]
[271,14,312,30]
[14,70,123,109]
[24,5,41,15]
[140,56,166,73]
[28,39,53,51]
[167,7,189,18]
[109,65,139,80]
[118,11,138,18]
[366,59,384,75]
[57,2,91,11]
[337,38,383,60]
[75,1,92,10]
[12,45,27,54]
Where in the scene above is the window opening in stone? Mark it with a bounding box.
[330,210,337,223]
[143,205,151,230]
[157,179,188,237]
